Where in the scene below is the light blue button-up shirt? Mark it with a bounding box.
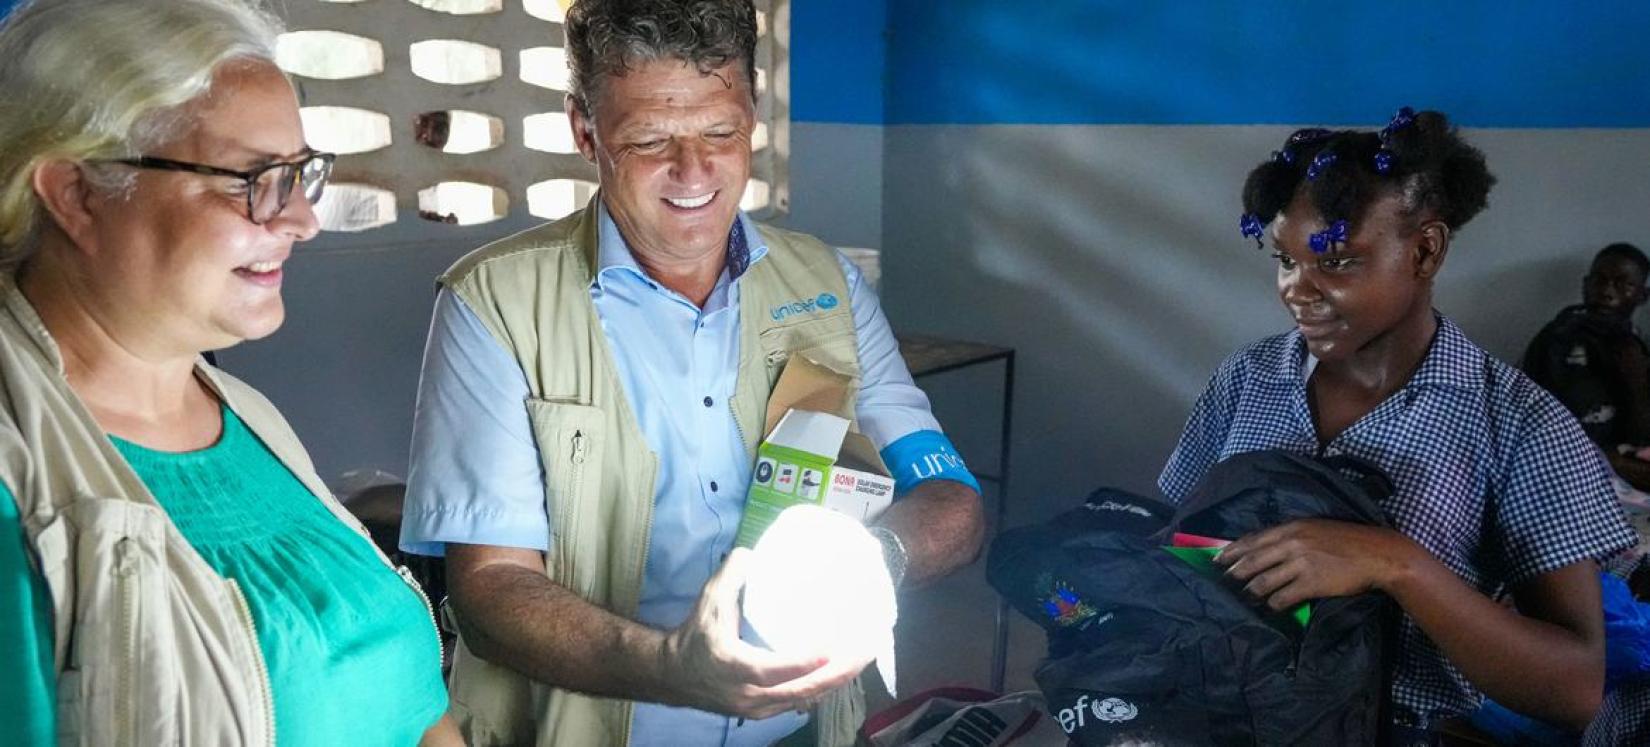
[402,204,977,746]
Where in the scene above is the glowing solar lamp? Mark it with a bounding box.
[743,505,899,694]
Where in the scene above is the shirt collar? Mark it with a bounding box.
[1407,315,1484,391]
[1274,313,1482,392]
[591,200,770,290]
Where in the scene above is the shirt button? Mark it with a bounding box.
[710,481,719,492]
[703,396,714,407]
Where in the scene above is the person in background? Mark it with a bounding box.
[1160,109,1635,743]
[0,0,455,743]
[414,110,453,152]
[413,111,459,224]
[1524,242,1650,489]
[399,0,985,744]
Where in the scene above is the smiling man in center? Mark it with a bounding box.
[397,1,984,745]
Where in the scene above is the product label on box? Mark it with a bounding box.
[737,408,897,547]
[825,469,895,523]
[737,443,834,547]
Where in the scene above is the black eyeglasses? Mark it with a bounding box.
[101,151,335,225]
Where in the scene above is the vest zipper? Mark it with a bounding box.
[623,431,652,747]
[566,430,589,583]
[729,403,749,458]
[114,538,139,742]
[227,579,276,747]
[572,430,589,466]
[397,565,445,667]
[570,429,588,535]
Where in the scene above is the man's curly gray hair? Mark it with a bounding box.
[564,0,758,116]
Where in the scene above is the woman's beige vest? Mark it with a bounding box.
[0,273,429,746]
[441,199,867,746]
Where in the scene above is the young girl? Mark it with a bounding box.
[1158,109,1635,741]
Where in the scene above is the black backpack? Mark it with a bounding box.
[987,450,1399,746]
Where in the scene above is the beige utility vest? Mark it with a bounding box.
[0,273,426,745]
[441,199,867,746]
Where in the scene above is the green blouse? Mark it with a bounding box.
[1,406,447,745]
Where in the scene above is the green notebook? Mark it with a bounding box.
[1162,546,1311,627]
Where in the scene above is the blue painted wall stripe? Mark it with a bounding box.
[791,0,887,124]
[7,0,1633,129]
[883,1,1650,128]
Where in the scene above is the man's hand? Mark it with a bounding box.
[418,714,464,747]
[1216,519,1422,610]
[659,548,871,720]
[447,544,868,721]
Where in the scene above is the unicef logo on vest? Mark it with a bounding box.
[770,292,841,322]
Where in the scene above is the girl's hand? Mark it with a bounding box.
[1216,519,1422,610]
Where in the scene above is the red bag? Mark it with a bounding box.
[862,687,1065,746]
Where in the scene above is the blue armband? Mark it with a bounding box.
[879,429,981,496]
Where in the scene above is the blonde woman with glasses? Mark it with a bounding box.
[0,0,457,743]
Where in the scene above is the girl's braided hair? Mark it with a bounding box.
[1239,108,1497,252]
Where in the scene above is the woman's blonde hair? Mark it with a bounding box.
[0,0,285,268]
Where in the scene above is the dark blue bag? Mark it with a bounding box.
[987,450,1399,746]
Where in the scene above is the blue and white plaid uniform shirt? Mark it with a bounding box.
[1159,314,1635,728]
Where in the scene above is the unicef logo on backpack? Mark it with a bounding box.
[1056,694,1138,733]
[1095,697,1138,723]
